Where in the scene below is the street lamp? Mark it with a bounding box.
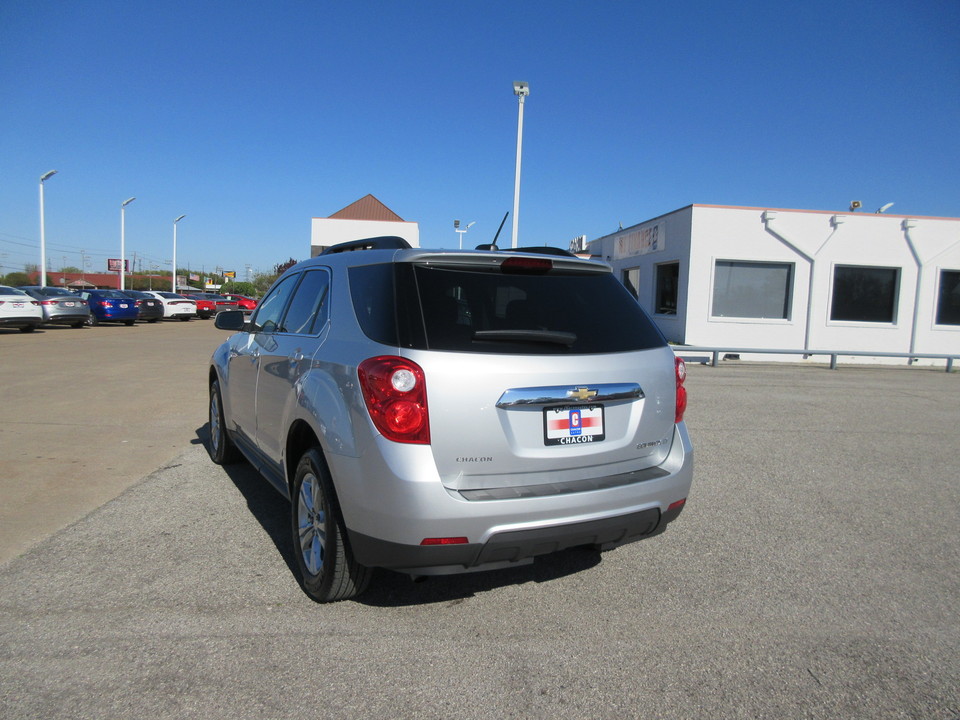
[172,215,186,292]
[454,219,475,249]
[39,170,58,287]
[120,197,136,290]
[511,81,529,249]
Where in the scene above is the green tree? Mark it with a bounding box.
[220,281,257,297]
[3,271,32,286]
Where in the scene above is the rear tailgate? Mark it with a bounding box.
[412,347,677,492]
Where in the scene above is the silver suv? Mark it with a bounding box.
[208,237,693,602]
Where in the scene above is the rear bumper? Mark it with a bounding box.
[335,422,693,574]
[349,503,686,575]
[0,316,42,328]
[43,312,90,324]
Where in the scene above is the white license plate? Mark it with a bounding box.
[544,405,605,446]
[13,302,24,308]
[119,303,128,308]
[64,301,76,307]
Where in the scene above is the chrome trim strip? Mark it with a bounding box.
[495,382,643,408]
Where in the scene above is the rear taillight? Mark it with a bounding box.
[358,356,430,444]
[41,300,58,305]
[675,357,687,423]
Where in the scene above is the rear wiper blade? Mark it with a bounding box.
[472,329,577,346]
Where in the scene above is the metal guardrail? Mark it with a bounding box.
[675,346,958,373]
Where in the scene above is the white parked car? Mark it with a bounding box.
[142,291,197,321]
[0,285,44,332]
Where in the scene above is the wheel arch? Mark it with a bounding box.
[285,420,324,496]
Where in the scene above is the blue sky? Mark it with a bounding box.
[2,0,958,278]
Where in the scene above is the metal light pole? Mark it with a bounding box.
[511,81,529,249]
[39,170,58,287]
[172,215,185,292]
[120,197,136,290]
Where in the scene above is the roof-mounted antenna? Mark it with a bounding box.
[485,211,510,250]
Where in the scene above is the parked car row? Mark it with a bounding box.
[0,286,258,331]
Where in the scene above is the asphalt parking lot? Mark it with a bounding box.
[1,323,958,719]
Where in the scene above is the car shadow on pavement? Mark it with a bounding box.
[358,548,602,607]
[194,424,602,607]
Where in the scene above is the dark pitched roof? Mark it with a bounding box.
[329,194,404,222]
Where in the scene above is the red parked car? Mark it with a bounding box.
[188,293,240,319]
[219,293,257,312]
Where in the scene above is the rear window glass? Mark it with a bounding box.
[350,262,666,354]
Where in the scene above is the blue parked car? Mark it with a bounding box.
[79,289,140,326]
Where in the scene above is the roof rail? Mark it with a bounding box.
[322,236,412,255]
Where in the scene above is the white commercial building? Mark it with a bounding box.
[311,194,419,256]
[586,204,960,365]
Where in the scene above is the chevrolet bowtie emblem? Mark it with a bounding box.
[568,387,597,401]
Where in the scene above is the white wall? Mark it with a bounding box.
[311,218,420,255]
[591,204,960,362]
[588,206,693,343]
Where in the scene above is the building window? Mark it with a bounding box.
[830,265,899,323]
[936,270,960,326]
[655,263,679,315]
[622,268,640,299]
[711,260,792,319]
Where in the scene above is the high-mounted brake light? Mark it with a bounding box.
[501,257,552,274]
[675,357,687,423]
[358,356,430,444]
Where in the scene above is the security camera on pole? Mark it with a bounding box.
[454,219,475,249]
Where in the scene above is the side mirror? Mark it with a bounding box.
[214,310,246,331]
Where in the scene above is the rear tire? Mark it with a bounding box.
[208,379,242,465]
[124,320,135,326]
[19,325,36,333]
[291,448,371,602]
